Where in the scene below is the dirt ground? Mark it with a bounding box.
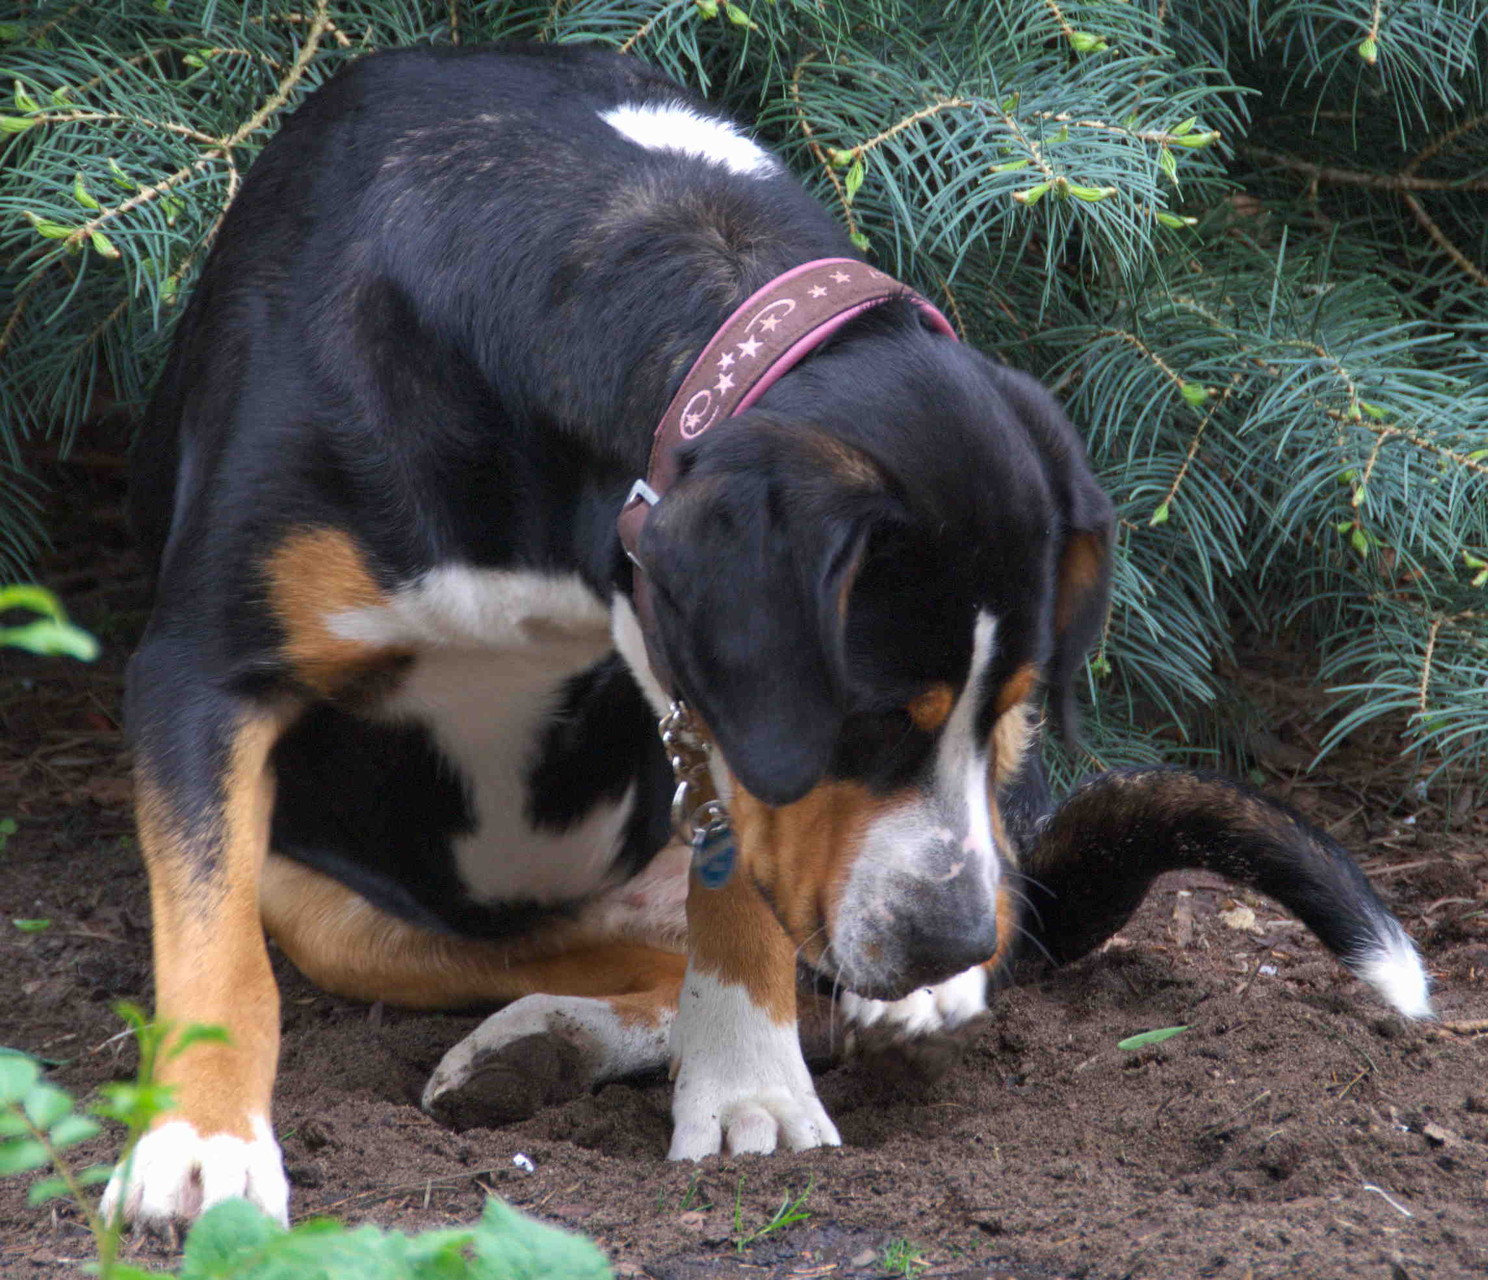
[2,464,1486,1279]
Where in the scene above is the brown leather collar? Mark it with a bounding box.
[617,256,956,697]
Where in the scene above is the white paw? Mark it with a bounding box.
[840,965,988,1050]
[423,993,671,1129]
[100,1117,289,1230]
[667,967,841,1161]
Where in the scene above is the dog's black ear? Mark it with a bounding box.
[993,369,1114,739]
[635,421,886,806]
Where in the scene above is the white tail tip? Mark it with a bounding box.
[1354,924,1434,1020]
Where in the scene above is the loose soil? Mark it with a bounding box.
[2,462,1485,1279]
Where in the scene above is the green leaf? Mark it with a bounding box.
[23,210,72,238]
[0,585,66,620]
[0,1110,28,1137]
[76,1162,114,1187]
[694,0,719,17]
[1358,37,1378,65]
[90,230,120,260]
[13,918,51,933]
[988,159,1029,174]
[24,1083,71,1130]
[1170,130,1220,150]
[0,1055,40,1104]
[73,173,100,211]
[1463,551,1487,570]
[1473,568,1488,589]
[1067,183,1117,203]
[1178,381,1210,407]
[1156,211,1197,229]
[1159,148,1178,182]
[0,618,101,660]
[1117,1025,1188,1051]
[179,1198,284,1275]
[168,1024,231,1061]
[723,2,757,29]
[12,80,39,113]
[844,156,864,202]
[0,114,36,132]
[0,1138,49,1174]
[1067,30,1108,54]
[1149,502,1171,526]
[27,1176,71,1205]
[108,158,136,190]
[1012,181,1050,206]
[848,230,870,251]
[1170,116,1197,137]
[49,1114,101,1147]
[1350,525,1370,556]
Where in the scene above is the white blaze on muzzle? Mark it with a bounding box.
[827,612,1004,997]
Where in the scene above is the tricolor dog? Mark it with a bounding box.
[108,43,1431,1229]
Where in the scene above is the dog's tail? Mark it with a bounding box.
[1012,766,1433,1020]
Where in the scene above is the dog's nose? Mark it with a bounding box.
[897,896,999,989]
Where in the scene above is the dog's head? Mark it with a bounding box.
[635,333,1112,999]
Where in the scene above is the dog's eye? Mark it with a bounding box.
[832,706,934,784]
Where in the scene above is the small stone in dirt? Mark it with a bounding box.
[1421,1122,1460,1147]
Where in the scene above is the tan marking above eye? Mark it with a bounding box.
[993,662,1040,717]
[907,682,954,733]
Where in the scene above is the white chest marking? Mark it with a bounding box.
[330,567,633,904]
[599,102,781,178]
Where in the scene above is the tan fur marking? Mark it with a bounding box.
[732,780,905,965]
[908,683,954,733]
[683,848,799,1025]
[980,883,1020,977]
[994,662,1040,716]
[991,705,1034,789]
[264,527,408,695]
[141,712,287,1140]
[260,854,685,1010]
[1055,532,1105,632]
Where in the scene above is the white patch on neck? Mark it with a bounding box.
[600,102,780,178]
[330,567,633,904]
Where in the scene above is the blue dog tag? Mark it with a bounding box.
[691,818,736,888]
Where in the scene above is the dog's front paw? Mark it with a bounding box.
[839,966,988,1073]
[100,1117,289,1231]
[422,993,672,1130]
[667,968,841,1160]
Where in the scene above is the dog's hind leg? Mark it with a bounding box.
[1012,765,1433,1019]
[259,854,686,1129]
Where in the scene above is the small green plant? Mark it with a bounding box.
[732,1176,814,1252]
[880,1237,929,1277]
[1,1006,613,1279]
[0,585,99,660]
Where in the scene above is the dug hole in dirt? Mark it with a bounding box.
[2,461,1485,1279]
